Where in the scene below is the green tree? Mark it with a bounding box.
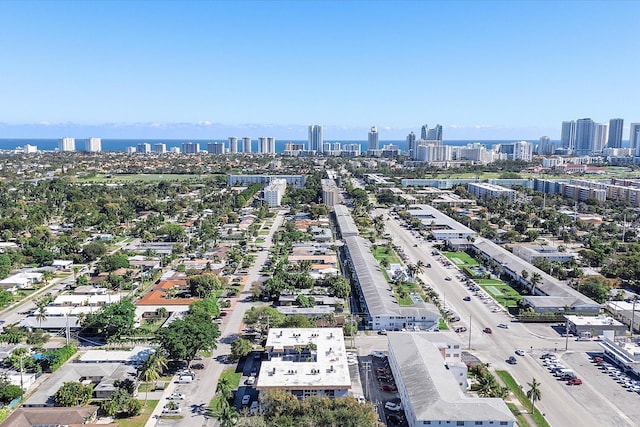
[53,381,93,407]
[215,376,234,412]
[188,274,222,298]
[95,253,130,273]
[230,338,254,362]
[526,378,542,415]
[157,313,220,363]
[82,240,107,262]
[81,298,136,341]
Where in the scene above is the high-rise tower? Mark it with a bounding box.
[427,124,443,142]
[574,118,595,156]
[630,123,640,155]
[561,120,576,150]
[594,123,609,153]
[228,137,238,153]
[368,126,379,151]
[420,125,428,140]
[308,125,323,152]
[607,118,624,148]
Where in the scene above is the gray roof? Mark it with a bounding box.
[24,363,137,407]
[333,204,359,237]
[344,235,440,320]
[473,238,599,309]
[387,333,515,423]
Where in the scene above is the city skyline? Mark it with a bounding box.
[1,1,639,139]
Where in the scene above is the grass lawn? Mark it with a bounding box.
[114,400,158,427]
[84,174,204,183]
[438,318,449,330]
[258,230,270,235]
[394,282,423,306]
[506,402,531,427]
[477,281,522,307]
[372,246,400,264]
[496,371,550,427]
[208,369,243,416]
[444,251,478,266]
[255,238,266,243]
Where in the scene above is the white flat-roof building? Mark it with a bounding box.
[467,182,516,203]
[599,330,640,376]
[565,315,627,337]
[407,205,477,240]
[263,179,287,207]
[387,332,515,427]
[256,328,351,399]
[512,245,575,264]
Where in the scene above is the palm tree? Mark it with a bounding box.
[35,304,47,327]
[476,373,496,397]
[218,404,239,427]
[215,377,233,411]
[415,260,425,276]
[406,263,418,280]
[139,351,167,404]
[526,378,542,415]
[530,272,542,296]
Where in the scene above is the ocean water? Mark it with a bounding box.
[0,139,555,153]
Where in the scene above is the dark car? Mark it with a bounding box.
[379,385,397,392]
[191,363,205,370]
[387,414,404,424]
[483,327,492,334]
[506,356,517,365]
[463,296,471,301]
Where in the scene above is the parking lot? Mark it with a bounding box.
[533,351,639,426]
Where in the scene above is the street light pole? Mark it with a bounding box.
[565,319,569,351]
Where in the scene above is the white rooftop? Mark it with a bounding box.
[256,328,350,391]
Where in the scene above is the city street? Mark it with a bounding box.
[375,208,635,427]
[147,209,286,427]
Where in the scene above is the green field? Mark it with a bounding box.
[444,251,478,266]
[372,246,400,264]
[476,279,522,307]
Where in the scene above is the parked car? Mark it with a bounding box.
[378,329,387,335]
[241,394,251,405]
[385,401,402,412]
[515,349,525,356]
[162,403,181,414]
[463,296,471,301]
[245,376,255,385]
[445,276,452,281]
[506,356,517,365]
[372,351,387,359]
[191,363,205,370]
[167,392,186,400]
[483,327,492,334]
[454,326,467,333]
[497,323,509,329]
[449,316,460,322]
[567,378,583,385]
[379,385,397,392]
[387,413,404,424]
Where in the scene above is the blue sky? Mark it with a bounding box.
[1,1,638,140]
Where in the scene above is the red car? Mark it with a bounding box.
[379,385,397,392]
[567,378,583,385]
[483,327,492,334]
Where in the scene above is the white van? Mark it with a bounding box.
[177,375,194,383]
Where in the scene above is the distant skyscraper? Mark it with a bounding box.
[137,143,151,154]
[574,118,595,156]
[308,125,323,152]
[59,137,75,152]
[242,137,252,153]
[607,118,624,148]
[420,125,428,140]
[427,124,443,142]
[208,142,224,154]
[182,142,200,154]
[561,120,576,150]
[538,136,553,155]
[630,123,640,155]
[84,137,101,152]
[593,123,609,153]
[228,137,238,153]
[258,137,275,154]
[153,143,166,153]
[368,126,379,150]
[267,137,276,153]
[406,132,416,156]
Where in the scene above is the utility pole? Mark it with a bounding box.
[565,318,569,351]
[631,297,637,337]
[468,314,472,350]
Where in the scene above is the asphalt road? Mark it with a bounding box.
[377,207,629,427]
[147,209,286,427]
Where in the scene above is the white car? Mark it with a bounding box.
[245,376,255,386]
[162,403,181,414]
[357,395,366,404]
[515,349,525,356]
[167,392,186,400]
[372,351,386,359]
[497,323,509,329]
[241,394,251,405]
[385,401,402,412]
